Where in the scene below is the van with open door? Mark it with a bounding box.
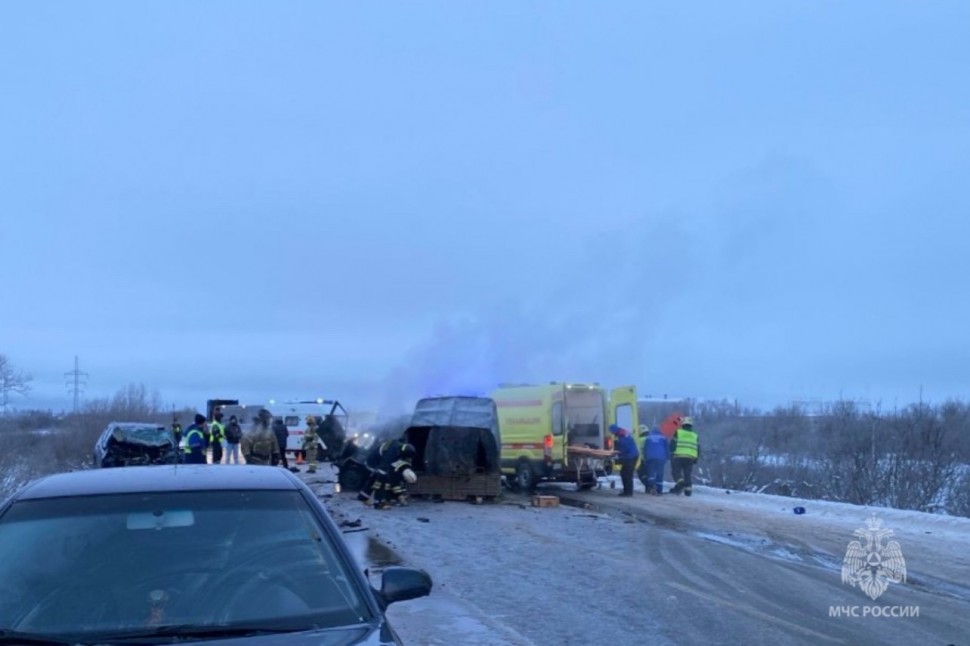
[489,383,639,492]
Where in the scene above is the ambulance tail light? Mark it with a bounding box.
[543,434,553,462]
[605,436,613,451]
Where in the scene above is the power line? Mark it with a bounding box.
[64,355,89,415]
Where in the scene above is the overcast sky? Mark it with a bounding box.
[2,1,969,415]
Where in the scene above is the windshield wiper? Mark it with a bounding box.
[86,624,305,643]
[0,629,81,645]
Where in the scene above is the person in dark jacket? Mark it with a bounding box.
[610,424,639,497]
[271,416,290,469]
[223,415,243,464]
[640,426,669,495]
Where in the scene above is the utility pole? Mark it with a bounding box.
[64,355,88,415]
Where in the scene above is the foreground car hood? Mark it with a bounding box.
[88,622,400,645]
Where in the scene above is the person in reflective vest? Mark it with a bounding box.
[669,417,700,496]
[208,411,225,464]
[171,415,182,446]
[182,414,207,464]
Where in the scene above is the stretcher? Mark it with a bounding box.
[567,445,618,489]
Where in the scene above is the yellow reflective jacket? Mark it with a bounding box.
[672,428,699,459]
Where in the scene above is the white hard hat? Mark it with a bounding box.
[402,468,417,484]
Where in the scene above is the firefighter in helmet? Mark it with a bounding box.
[242,409,282,466]
[358,436,403,505]
[371,442,418,510]
[301,414,324,474]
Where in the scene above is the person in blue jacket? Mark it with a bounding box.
[641,426,669,495]
[609,424,639,497]
[181,414,207,464]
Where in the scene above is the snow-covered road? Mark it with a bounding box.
[305,470,970,645]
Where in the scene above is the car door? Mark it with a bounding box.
[608,386,640,466]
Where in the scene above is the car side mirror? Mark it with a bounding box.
[375,566,432,609]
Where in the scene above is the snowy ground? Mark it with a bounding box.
[579,475,970,599]
[305,467,970,646]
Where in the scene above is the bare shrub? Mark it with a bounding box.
[695,396,970,516]
[947,467,970,517]
[695,414,769,491]
[0,354,32,413]
[875,404,958,512]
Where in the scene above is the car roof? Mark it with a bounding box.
[107,422,167,428]
[13,465,301,501]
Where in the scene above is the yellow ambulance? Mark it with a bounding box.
[489,382,639,491]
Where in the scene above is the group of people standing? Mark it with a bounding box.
[610,416,701,497]
[172,409,328,471]
[172,412,245,465]
[171,409,287,467]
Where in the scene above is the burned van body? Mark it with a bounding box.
[402,396,502,501]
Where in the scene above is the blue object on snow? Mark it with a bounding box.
[793,506,806,515]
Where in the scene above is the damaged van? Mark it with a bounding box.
[403,396,503,501]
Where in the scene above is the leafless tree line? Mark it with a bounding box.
[0,353,32,414]
[2,349,967,518]
[694,399,970,517]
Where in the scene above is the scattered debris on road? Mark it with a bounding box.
[532,495,559,508]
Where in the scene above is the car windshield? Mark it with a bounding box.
[0,490,373,639]
[110,425,171,445]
